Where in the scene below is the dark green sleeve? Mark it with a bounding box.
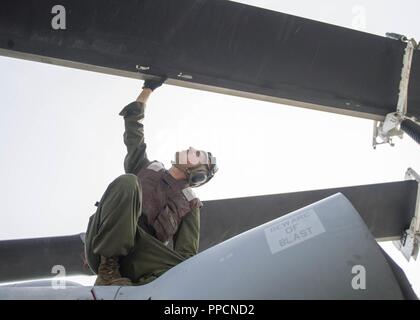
[173,207,201,259]
[119,101,150,174]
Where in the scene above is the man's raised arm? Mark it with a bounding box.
[118,77,166,175]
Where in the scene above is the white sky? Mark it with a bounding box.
[0,0,419,295]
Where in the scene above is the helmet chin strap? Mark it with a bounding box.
[172,162,201,182]
[171,163,190,177]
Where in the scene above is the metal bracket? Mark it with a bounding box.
[372,113,404,148]
[372,34,417,148]
[393,168,420,261]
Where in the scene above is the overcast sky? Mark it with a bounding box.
[0,0,419,293]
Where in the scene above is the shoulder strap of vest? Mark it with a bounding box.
[182,187,203,208]
[146,161,165,172]
[182,187,198,202]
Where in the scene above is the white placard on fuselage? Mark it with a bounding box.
[264,208,326,254]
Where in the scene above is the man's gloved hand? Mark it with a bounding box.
[142,76,168,91]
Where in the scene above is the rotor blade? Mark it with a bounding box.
[0,0,419,120]
[0,233,92,283]
[199,180,418,251]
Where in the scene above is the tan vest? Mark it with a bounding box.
[137,161,202,243]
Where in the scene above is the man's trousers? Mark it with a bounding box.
[85,174,200,285]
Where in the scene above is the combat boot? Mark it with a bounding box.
[94,256,132,286]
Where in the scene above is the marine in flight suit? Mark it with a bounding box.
[84,78,218,286]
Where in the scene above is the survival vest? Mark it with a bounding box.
[136,161,202,243]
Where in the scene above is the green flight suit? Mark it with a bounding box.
[84,101,200,285]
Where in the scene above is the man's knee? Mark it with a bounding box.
[111,174,140,192]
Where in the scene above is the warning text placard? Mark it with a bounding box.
[264,209,326,254]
